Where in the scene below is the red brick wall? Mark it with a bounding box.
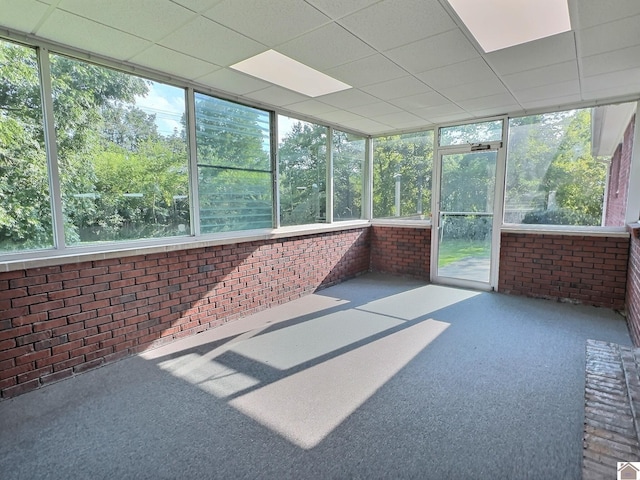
[0,228,370,398]
[605,115,636,227]
[626,225,640,346]
[499,232,628,309]
[370,226,430,279]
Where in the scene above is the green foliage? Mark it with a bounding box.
[522,208,596,226]
[333,130,364,221]
[278,121,327,226]
[195,94,273,233]
[0,39,190,250]
[508,109,606,226]
[372,132,432,218]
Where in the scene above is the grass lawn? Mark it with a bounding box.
[438,239,491,267]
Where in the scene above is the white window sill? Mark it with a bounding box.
[0,220,371,273]
[500,224,630,237]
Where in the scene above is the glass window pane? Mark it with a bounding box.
[373,131,433,220]
[51,54,190,244]
[439,120,502,146]
[505,108,611,226]
[0,40,53,252]
[278,115,327,226]
[333,130,364,221]
[196,94,272,233]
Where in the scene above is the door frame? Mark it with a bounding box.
[430,119,508,291]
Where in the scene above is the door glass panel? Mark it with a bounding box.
[437,150,497,283]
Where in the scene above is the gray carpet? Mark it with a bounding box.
[0,273,632,479]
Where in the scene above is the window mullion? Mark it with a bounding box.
[38,47,65,250]
[326,127,334,223]
[186,87,200,236]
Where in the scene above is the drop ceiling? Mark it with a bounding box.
[1,0,640,136]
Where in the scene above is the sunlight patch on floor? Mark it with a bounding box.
[229,318,449,449]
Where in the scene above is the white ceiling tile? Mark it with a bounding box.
[319,110,367,124]
[385,29,480,74]
[413,103,465,120]
[244,85,310,107]
[390,91,450,109]
[196,68,272,95]
[486,32,576,75]
[582,45,640,77]
[170,0,224,13]
[439,78,508,102]
[520,94,582,111]
[316,89,378,108]
[0,0,50,32]
[348,102,403,117]
[456,93,518,111]
[304,0,380,20]
[36,10,150,60]
[278,23,375,71]
[471,104,522,118]
[159,16,264,66]
[428,112,473,124]
[416,58,498,90]
[57,0,194,42]
[203,0,330,46]
[361,76,432,100]
[342,118,392,133]
[576,0,640,29]
[581,68,640,94]
[326,54,406,87]
[372,111,424,126]
[579,15,640,57]
[338,0,456,51]
[284,99,339,117]
[582,85,640,102]
[501,61,578,91]
[130,45,220,79]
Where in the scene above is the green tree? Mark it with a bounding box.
[195,94,272,233]
[372,133,432,218]
[278,121,327,225]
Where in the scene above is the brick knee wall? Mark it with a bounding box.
[627,226,640,346]
[369,226,430,280]
[499,232,628,309]
[0,228,370,399]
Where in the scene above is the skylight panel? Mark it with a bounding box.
[447,0,571,53]
[230,50,351,97]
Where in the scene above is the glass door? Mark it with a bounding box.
[432,119,506,289]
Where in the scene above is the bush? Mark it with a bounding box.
[522,208,598,226]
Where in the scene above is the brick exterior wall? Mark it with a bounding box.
[499,232,629,309]
[370,225,430,280]
[627,225,640,346]
[605,114,636,227]
[0,228,370,399]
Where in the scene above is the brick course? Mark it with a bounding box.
[370,225,430,279]
[0,228,370,398]
[627,226,640,346]
[499,232,629,309]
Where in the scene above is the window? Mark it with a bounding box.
[0,40,52,252]
[439,120,502,147]
[373,131,433,219]
[195,94,272,233]
[50,54,190,244]
[278,115,327,226]
[333,130,364,221]
[505,109,608,226]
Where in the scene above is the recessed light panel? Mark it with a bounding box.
[447,0,571,53]
[230,50,351,97]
